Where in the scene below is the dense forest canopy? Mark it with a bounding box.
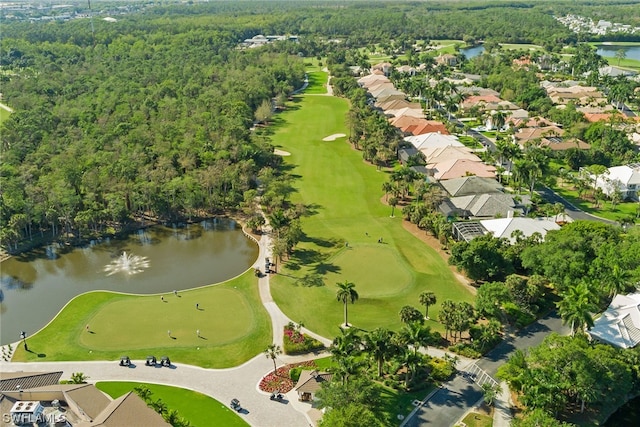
[2,0,639,251]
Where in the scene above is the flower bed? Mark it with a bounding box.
[258,360,317,393]
[283,322,326,355]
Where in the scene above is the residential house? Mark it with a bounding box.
[588,164,640,200]
[514,125,590,151]
[357,73,390,89]
[544,84,607,108]
[405,132,464,151]
[372,62,393,76]
[429,158,496,181]
[460,95,520,113]
[590,292,640,349]
[435,53,457,67]
[441,193,525,219]
[452,217,559,242]
[385,106,424,119]
[390,117,449,135]
[396,65,417,75]
[599,65,637,78]
[294,370,333,402]
[439,176,505,197]
[424,146,480,165]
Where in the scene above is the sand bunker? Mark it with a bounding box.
[322,133,346,142]
[274,149,291,156]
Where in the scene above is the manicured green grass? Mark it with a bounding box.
[12,271,271,368]
[96,381,248,427]
[0,104,12,124]
[458,411,493,427]
[380,384,434,424]
[305,71,330,95]
[269,87,473,339]
[302,57,326,73]
[551,183,638,223]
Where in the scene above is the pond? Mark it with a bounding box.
[0,218,259,345]
[596,44,640,62]
[460,45,485,59]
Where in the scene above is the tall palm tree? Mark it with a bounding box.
[332,355,363,385]
[336,280,359,327]
[264,344,282,374]
[419,291,437,319]
[364,328,395,378]
[330,327,362,361]
[605,264,631,297]
[557,282,597,337]
[398,321,434,356]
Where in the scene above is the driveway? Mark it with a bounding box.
[537,186,618,225]
[407,312,570,427]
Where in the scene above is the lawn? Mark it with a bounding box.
[499,43,543,52]
[551,182,638,223]
[458,411,493,427]
[305,71,330,95]
[269,71,473,339]
[0,104,12,124]
[96,381,248,427]
[12,270,272,368]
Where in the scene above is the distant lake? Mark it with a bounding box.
[596,44,640,61]
[461,45,485,59]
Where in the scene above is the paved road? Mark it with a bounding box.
[537,186,618,225]
[407,312,570,427]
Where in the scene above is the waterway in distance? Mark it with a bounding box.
[0,218,259,345]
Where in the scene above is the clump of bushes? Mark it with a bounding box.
[283,322,325,355]
[449,343,482,359]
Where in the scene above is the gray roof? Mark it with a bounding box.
[439,176,504,197]
[0,372,63,392]
[447,193,521,218]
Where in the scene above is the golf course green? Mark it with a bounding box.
[269,72,474,338]
[12,270,271,368]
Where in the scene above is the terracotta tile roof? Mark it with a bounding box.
[85,392,169,427]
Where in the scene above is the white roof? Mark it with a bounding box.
[607,165,640,186]
[405,133,463,150]
[479,217,560,243]
[590,293,640,349]
[385,107,424,118]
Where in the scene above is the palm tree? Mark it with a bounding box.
[70,372,88,384]
[134,385,153,402]
[332,355,363,385]
[399,305,424,324]
[150,398,168,415]
[264,344,282,374]
[419,291,437,320]
[364,328,396,378]
[336,280,359,327]
[398,321,434,356]
[163,409,181,425]
[330,327,362,361]
[605,264,631,297]
[557,282,597,337]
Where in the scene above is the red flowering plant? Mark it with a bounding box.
[283,322,325,355]
[259,360,317,393]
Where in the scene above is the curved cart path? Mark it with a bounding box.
[1,229,330,427]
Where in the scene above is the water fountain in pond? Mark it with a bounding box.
[103,251,150,276]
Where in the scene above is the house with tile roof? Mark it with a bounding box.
[590,292,640,349]
[424,146,480,165]
[513,125,589,151]
[405,132,463,151]
[429,158,496,181]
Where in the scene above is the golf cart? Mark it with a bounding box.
[230,398,241,412]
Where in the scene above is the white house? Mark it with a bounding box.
[589,164,640,200]
[590,293,640,349]
[479,217,560,243]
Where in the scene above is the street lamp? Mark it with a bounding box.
[20,331,27,351]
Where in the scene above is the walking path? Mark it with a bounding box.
[1,228,324,427]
